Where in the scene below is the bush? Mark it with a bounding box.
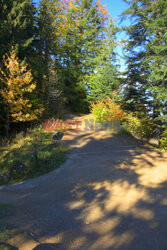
[119,124,133,137]
[91,97,126,122]
[122,113,154,139]
[0,128,68,185]
[160,130,167,151]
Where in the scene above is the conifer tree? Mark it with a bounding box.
[88,18,119,102]
[0,0,39,133]
[121,0,167,127]
[36,0,119,112]
[0,50,43,137]
[0,0,36,61]
[56,0,112,111]
[145,0,167,126]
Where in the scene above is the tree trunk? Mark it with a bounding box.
[33,145,40,168]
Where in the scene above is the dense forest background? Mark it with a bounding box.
[0,0,167,141]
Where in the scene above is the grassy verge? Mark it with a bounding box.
[0,128,68,185]
[119,124,134,138]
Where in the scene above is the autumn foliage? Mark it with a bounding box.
[0,49,43,135]
[96,0,109,22]
[91,97,126,122]
[57,0,109,40]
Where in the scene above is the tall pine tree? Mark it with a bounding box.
[88,18,119,102]
[0,0,40,133]
[121,0,167,128]
[0,0,36,61]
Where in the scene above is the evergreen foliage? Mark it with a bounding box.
[0,0,166,141]
[121,0,167,129]
[0,0,36,60]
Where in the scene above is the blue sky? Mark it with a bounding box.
[33,0,130,70]
[100,0,128,21]
[100,0,130,71]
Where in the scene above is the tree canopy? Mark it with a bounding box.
[0,0,166,138]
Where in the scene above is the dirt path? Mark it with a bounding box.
[0,115,167,250]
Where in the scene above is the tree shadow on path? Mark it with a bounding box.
[0,131,167,249]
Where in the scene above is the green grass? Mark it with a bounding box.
[119,124,134,138]
[0,128,68,185]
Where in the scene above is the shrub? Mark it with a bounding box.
[160,130,167,151]
[119,123,133,137]
[122,113,154,139]
[0,128,68,185]
[91,97,126,122]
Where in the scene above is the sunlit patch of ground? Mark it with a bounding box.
[119,151,167,188]
[0,114,167,249]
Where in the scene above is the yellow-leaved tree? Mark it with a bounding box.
[0,49,43,137]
